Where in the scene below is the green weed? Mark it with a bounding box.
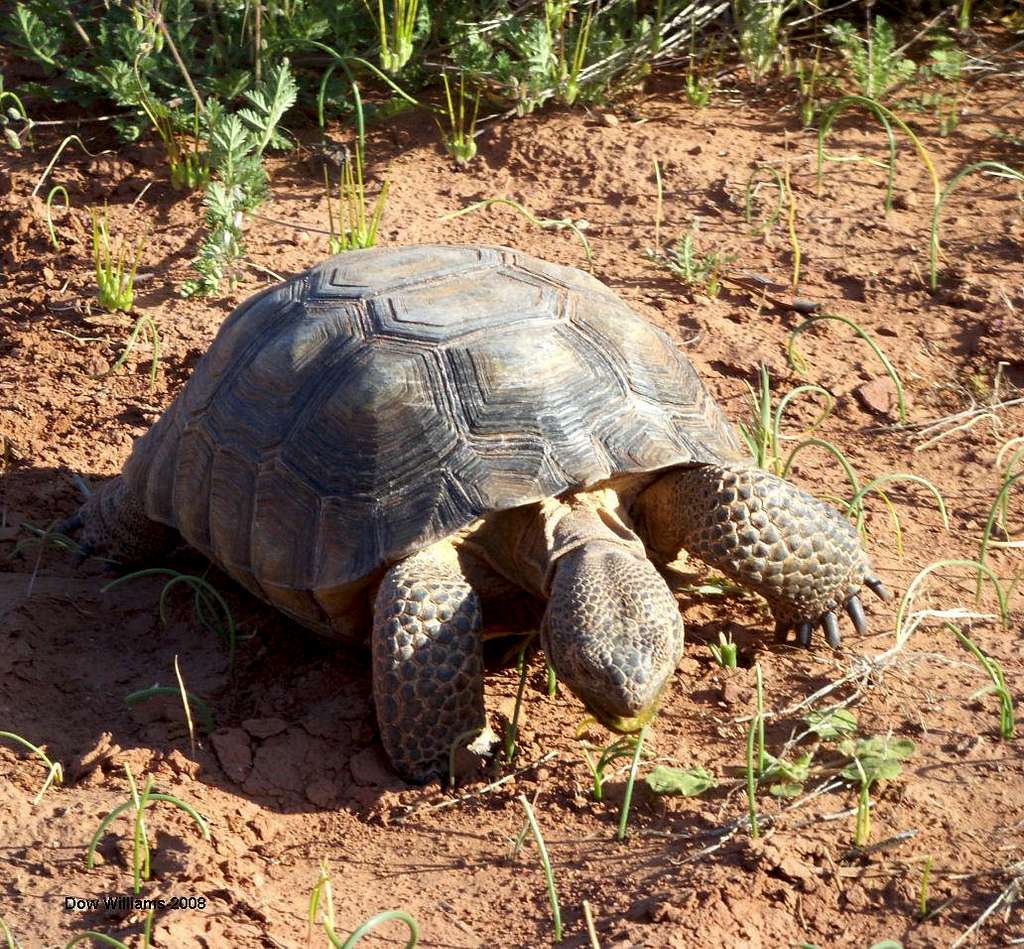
[103,315,161,391]
[442,197,593,267]
[325,84,389,253]
[309,860,419,948]
[366,0,421,74]
[45,185,69,251]
[646,227,734,297]
[0,75,32,149]
[744,165,785,237]
[92,207,143,313]
[435,71,479,166]
[86,764,210,895]
[517,793,562,942]
[646,764,717,797]
[616,724,649,841]
[103,568,238,665]
[0,730,63,803]
[950,624,1015,740]
[708,631,738,668]
[840,735,914,847]
[581,734,643,802]
[732,0,795,83]
[824,15,916,98]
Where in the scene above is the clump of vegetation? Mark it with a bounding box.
[824,15,916,98]
[733,0,794,83]
[0,730,63,804]
[92,207,143,313]
[646,227,735,297]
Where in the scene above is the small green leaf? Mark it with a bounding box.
[803,708,857,739]
[769,781,804,798]
[646,765,717,797]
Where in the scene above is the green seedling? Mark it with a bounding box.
[31,135,104,199]
[646,228,735,297]
[0,731,63,803]
[685,71,714,108]
[732,0,795,83]
[103,314,161,391]
[708,631,738,668]
[309,860,419,948]
[505,633,538,764]
[325,84,389,253]
[0,76,33,149]
[103,568,238,665]
[796,53,821,127]
[87,764,209,895]
[517,793,563,943]
[744,165,785,237]
[365,0,421,74]
[745,663,765,837]
[646,765,717,797]
[617,724,648,841]
[581,734,645,802]
[839,735,914,847]
[918,855,933,921]
[930,162,1024,290]
[442,198,592,267]
[737,364,833,475]
[10,520,82,561]
[125,685,216,736]
[788,312,907,423]
[45,185,69,251]
[761,750,814,798]
[824,15,915,98]
[950,624,1015,739]
[63,911,154,948]
[803,707,857,740]
[92,207,143,313]
[435,71,479,167]
[817,96,940,221]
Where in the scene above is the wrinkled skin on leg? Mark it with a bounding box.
[372,544,485,783]
[635,462,889,647]
[62,476,178,564]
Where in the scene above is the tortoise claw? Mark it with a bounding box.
[865,576,891,601]
[59,513,83,536]
[797,622,813,648]
[846,594,868,635]
[821,612,841,648]
[774,619,791,643]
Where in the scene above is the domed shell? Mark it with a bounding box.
[124,245,744,635]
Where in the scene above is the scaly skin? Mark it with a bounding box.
[372,544,485,783]
[635,462,886,646]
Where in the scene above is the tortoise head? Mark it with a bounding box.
[541,542,685,733]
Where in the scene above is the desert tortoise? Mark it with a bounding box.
[65,244,887,782]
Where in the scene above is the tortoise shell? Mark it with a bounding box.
[124,244,744,635]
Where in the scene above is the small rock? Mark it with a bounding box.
[211,728,253,783]
[242,717,288,739]
[720,679,750,706]
[597,112,619,127]
[687,144,702,155]
[854,376,899,418]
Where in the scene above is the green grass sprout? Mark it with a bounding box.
[103,314,160,391]
[616,724,649,841]
[103,569,238,665]
[976,470,1022,603]
[949,624,1015,739]
[45,185,69,251]
[505,633,538,764]
[442,198,592,268]
[30,134,104,199]
[436,71,479,166]
[517,793,563,943]
[0,731,63,803]
[92,207,143,313]
[708,631,738,668]
[86,764,209,895]
[646,227,735,297]
[366,0,421,74]
[581,734,644,802]
[840,735,914,847]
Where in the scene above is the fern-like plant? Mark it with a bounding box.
[184,60,298,296]
[824,15,915,99]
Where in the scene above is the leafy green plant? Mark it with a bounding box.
[581,734,645,802]
[517,793,562,942]
[732,0,795,83]
[646,227,735,297]
[803,707,857,740]
[840,735,914,846]
[308,860,419,948]
[0,730,63,803]
[325,84,389,252]
[136,90,210,192]
[435,71,479,166]
[950,624,1015,739]
[708,631,738,668]
[184,61,298,296]
[86,765,210,895]
[92,208,143,313]
[825,15,915,98]
[646,764,717,796]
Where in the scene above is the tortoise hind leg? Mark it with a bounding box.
[372,541,485,784]
[64,476,178,564]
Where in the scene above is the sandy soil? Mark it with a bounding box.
[1,55,1023,948]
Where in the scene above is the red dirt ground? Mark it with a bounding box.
[2,52,1023,948]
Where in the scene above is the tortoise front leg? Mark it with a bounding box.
[635,463,889,648]
[372,542,485,783]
